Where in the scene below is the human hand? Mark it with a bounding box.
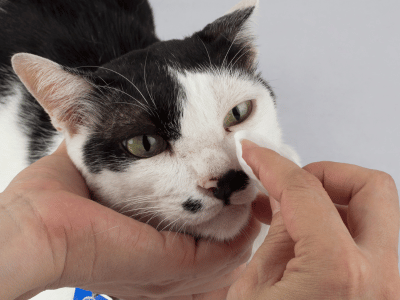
[0,142,260,300]
[227,140,400,299]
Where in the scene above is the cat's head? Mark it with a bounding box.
[11,0,295,241]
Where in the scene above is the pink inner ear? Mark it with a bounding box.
[11,53,91,134]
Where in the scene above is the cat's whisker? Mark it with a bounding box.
[197,35,213,69]
[143,50,158,113]
[114,200,171,212]
[77,65,155,113]
[203,237,212,255]
[160,216,182,233]
[119,205,159,215]
[222,32,239,67]
[130,208,163,220]
[155,213,174,231]
[145,210,163,225]
[121,204,179,217]
[113,193,184,207]
[172,220,190,243]
[226,41,251,70]
[230,48,253,71]
[103,86,153,115]
[76,78,132,124]
[113,100,152,115]
[114,201,158,211]
[109,197,160,210]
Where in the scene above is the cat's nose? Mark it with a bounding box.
[200,170,249,206]
[213,170,249,205]
[198,177,218,193]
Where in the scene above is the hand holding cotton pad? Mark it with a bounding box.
[234,130,301,196]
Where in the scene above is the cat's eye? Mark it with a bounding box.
[124,135,167,158]
[223,100,253,128]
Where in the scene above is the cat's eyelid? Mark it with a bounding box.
[122,134,168,159]
[223,99,253,129]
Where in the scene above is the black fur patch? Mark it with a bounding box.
[182,198,203,214]
[81,50,184,173]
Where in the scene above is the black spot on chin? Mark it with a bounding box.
[182,198,203,214]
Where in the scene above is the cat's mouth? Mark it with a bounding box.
[140,184,258,241]
[183,202,252,241]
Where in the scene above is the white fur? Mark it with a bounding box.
[0,79,64,192]
[0,83,30,191]
[226,0,259,14]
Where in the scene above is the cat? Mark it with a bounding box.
[0,0,300,298]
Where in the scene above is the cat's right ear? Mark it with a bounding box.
[11,53,93,135]
[195,0,260,70]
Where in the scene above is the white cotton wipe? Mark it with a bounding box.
[234,130,301,196]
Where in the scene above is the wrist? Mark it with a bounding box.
[0,191,62,300]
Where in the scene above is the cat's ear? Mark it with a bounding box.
[225,0,259,19]
[197,0,259,65]
[11,53,92,135]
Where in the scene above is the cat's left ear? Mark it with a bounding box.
[196,0,259,66]
[11,53,94,135]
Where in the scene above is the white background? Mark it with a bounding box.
[150,0,400,266]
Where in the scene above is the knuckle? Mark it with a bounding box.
[282,169,323,198]
[369,171,399,208]
[371,170,397,191]
[329,249,371,295]
[289,169,322,189]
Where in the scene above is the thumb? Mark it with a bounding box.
[248,198,294,286]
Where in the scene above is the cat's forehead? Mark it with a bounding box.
[174,68,275,147]
[89,34,260,134]
[91,50,184,139]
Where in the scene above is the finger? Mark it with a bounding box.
[158,215,260,279]
[176,264,246,296]
[241,140,350,245]
[52,139,68,156]
[251,193,272,225]
[4,141,88,198]
[303,161,371,206]
[304,161,400,254]
[193,286,230,300]
[247,209,295,286]
[335,204,348,228]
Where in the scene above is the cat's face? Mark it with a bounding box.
[12,0,287,240]
[71,66,279,240]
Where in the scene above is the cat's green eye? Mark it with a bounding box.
[125,135,167,158]
[223,100,253,128]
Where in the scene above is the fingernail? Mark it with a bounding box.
[241,139,259,152]
[270,197,281,215]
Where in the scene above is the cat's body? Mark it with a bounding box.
[0,0,299,298]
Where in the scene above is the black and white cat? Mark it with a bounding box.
[0,0,299,298]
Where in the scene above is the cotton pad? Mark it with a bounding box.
[234,130,301,196]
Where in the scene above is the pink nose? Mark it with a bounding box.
[198,177,218,192]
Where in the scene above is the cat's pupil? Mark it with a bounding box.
[142,135,151,151]
[232,107,241,121]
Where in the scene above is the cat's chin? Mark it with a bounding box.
[138,202,252,241]
[182,203,252,241]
